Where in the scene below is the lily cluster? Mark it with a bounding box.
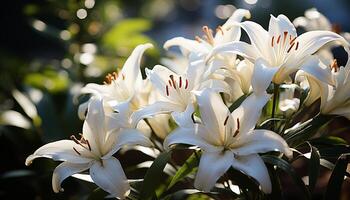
[26,7,350,199]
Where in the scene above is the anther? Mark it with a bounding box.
[73,147,81,155]
[330,59,339,72]
[216,25,224,35]
[295,42,299,50]
[86,140,91,151]
[169,75,176,89]
[283,31,288,44]
[276,35,281,44]
[166,85,169,96]
[179,77,182,88]
[70,135,80,144]
[224,115,229,126]
[287,42,296,53]
[232,118,240,137]
[271,36,274,47]
[185,79,189,89]
[168,80,172,87]
[289,36,297,44]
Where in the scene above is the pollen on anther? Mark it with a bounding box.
[295,42,299,50]
[185,79,189,89]
[224,115,229,126]
[271,36,275,47]
[73,147,81,155]
[276,35,281,44]
[166,85,169,96]
[283,31,288,44]
[179,77,182,88]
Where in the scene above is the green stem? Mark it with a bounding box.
[271,84,280,130]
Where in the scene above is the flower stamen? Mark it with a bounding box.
[330,59,339,72]
[103,72,118,85]
[216,25,224,35]
[233,118,240,137]
[202,26,214,45]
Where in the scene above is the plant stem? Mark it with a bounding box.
[272,84,279,130]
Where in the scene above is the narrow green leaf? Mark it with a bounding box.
[167,151,200,189]
[140,151,172,200]
[262,155,311,199]
[324,153,350,200]
[229,93,249,112]
[308,144,320,193]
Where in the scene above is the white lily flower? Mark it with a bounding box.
[164,9,250,57]
[208,14,347,92]
[25,98,152,199]
[78,43,153,118]
[164,89,292,193]
[131,53,231,127]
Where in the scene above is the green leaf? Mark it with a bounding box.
[311,136,348,146]
[317,145,350,159]
[167,151,200,189]
[228,93,250,112]
[140,151,172,200]
[324,153,350,200]
[262,155,311,199]
[308,144,320,193]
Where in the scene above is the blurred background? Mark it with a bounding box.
[1,0,350,199]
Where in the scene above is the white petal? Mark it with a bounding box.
[268,14,296,38]
[121,43,153,92]
[164,126,220,152]
[215,9,251,44]
[195,89,230,136]
[163,37,210,55]
[52,162,90,193]
[194,151,233,192]
[103,128,152,159]
[78,101,89,120]
[252,58,279,94]
[131,101,182,127]
[240,21,273,60]
[231,93,270,134]
[83,98,105,155]
[90,157,130,199]
[80,83,109,97]
[286,31,346,68]
[232,154,272,193]
[147,114,171,139]
[235,129,292,158]
[299,55,335,86]
[172,103,195,128]
[207,41,259,63]
[25,140,92,165]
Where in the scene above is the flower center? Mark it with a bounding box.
[195,25,223,46]
[165,74,189,97]
[271,31,299,54]
[103,71,125,85]
[70,134,92,155]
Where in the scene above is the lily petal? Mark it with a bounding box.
[52,162,90,193]
[194,151,233,192]
[164,126,221,152]
[207,41,259,63]
[232,154,272,193]
[131,101,183,128]
[286,31,346,68]
[83,98,105,155]
[195,89,229,137]
[299,55,335,86]
[231,93,270,134]
[121,43,153,92]
[90,157,130,199]
[25,140,92,165]
[268,14,296,38]
[163,37,210,55]
[252,58,279,94]
[102,128,152,159]
[235,129,292,158]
